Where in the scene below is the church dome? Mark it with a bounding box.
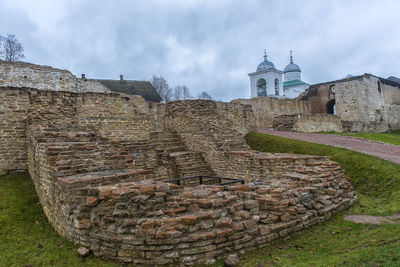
[284,63,301,73]
[284,51,301,73]
[257,53,275,71]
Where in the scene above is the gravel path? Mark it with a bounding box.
[257,128,400,165]
[344,214,400,224]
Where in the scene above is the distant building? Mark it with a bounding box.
[300,74,400,132]
[249,51,309,98]
[96,75,162,102]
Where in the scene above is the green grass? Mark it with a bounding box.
[237,132,400,266]
[0,173,122,267]
[341,130,400,146]
[2,133,400,266]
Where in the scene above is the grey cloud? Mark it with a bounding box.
[0,0,399,101]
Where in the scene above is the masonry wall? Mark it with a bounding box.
[27,127,356,265]
[302,75,400,132]
[382,83,400,105]
[0,60,110,93]
[293,114,343,132]
[163,100,256,176]
[1,85,358,265]
[335,76,394,132]
[232,97,310,128]
[0,88,30,173]
[0,87,154,173]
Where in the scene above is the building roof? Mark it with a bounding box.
[283,79,308,88]
[283,51,301,73]
[387,76,400,85]
[257,53,276,71]
[97,79,162,102]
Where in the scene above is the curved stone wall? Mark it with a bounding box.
[37,166,355,265]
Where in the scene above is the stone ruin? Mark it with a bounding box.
[0,87,356,265]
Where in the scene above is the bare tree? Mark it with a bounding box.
[151,75,172,102]
[173,85,183,101]
[0,34,25,62]
[173,85,192,100]
[182,85,192,100]
[198,91,212,100]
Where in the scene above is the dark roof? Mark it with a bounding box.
[387,76,400,84]
[97,79,162,102]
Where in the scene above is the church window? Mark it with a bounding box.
[257,78,267,96]
[274,78,279,95]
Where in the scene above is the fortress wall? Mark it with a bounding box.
[163,100,256,176]
[23,115,357,265]
[302,75,400,132]
[0,86,358,265]
[0,60,110,93]
[382,105,400,131]
[293,114,343,132]
[30,155,355,265]
[220,151,329,180]
[0,88,30,174]
[0,87,154,173]
[232,97,310,128]
[74,93,153,141]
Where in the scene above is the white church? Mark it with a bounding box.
[249,51,309,98]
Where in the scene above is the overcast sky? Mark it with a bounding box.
[1,0,400,101]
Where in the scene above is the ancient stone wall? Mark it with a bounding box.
[0,87,153,173]
[301,74,400,132]
[26,123,356,265]
[163,100,256,176]
[232,97,310,128]
[0,60,110,93]
[382,83,400,105]
[0,88,30,173]
[272,114,343,132]
[1,86,357,265]
[293,114,343,132]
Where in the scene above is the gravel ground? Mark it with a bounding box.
[257,128,400,165]
[344,214,400,224]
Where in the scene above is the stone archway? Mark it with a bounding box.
[326,99,336,114]
[257,78,267,96]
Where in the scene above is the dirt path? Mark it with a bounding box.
[344,214,400,224]
[257,128,400,165]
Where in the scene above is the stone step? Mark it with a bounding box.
[60,168,152,187]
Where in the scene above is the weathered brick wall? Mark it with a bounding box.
[0,87,154,173]
[31,159,355,265]
[301,75,400,132]
[163,100,256,175]
[232,97,310,128]
[2,86,357,265]
[0,88,30,173]
[0,60,110,93]
[293,114,343,132]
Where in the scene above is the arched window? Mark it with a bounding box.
[326,99,336,114]
[274,78,279,95]
[329,84,336,100]
[377,81,382,93]
[257,78,267,96]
